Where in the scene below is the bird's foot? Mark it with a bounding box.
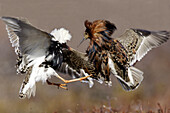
[46,80,68,90]
[57,83,68,90]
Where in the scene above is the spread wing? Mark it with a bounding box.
[57,48,100,88]
[1,16,51,57]
[116,29,170,66]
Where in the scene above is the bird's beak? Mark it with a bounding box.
[77,37,86,47]
[77,33,89,47]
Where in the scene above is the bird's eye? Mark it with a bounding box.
[85,32,89,35]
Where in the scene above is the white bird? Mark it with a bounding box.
[1,17,91,99]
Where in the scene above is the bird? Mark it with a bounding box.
[1,16,93,99]
[45,29,110,88]
[80,20,170,91]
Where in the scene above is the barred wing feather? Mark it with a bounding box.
[57,49,96,88]
[1,16,51,57]
[116,29,170,66]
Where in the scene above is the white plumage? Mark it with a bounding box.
[1,16,72,99]
[51,28,72,43]
[20,28,72,98]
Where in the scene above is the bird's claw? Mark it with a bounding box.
[46,80,68,90]
[57,83,68,90]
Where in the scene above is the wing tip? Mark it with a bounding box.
[132,28,170,40]
[1,16,15,21]
[154,31,170,39]
[1,16,10,23]
[1,16,8,20]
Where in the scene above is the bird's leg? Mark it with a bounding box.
[55,73,92,84]
[46,80,68,90]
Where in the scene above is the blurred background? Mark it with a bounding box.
[0,0,170,112]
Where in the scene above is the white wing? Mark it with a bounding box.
[117,29,169,66]
[1,17,54,99]
[1,16,51,57]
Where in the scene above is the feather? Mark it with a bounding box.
[83,19,169,91]
[51,28,72,43]
[60,48,99,87]
[87,20,117,37]
[1,17,51,57]
[117,29,170,66]
[135,30,169,64]
[1,16,70,99]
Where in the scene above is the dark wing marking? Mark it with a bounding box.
[116,29,169,65]
[1,16,51,57]
[57,48,99,87]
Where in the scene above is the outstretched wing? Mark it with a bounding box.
[57,48,101,88]
[1,16,51,57]
[116,29,170,66]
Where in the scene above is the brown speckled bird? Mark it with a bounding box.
[56,46,106,88]
[80,20,169,91]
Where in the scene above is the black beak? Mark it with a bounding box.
[77,38,86,47]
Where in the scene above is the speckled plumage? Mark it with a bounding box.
[58,48,105,88]
[2,17,110,99]
[83,20,169,91]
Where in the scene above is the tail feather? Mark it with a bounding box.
[19,74,36,99]
[19,74,29,99]
[117,67,143,91]
[26,84,36,99]
[130,67,144,84]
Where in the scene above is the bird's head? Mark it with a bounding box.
[78,20,117,46]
